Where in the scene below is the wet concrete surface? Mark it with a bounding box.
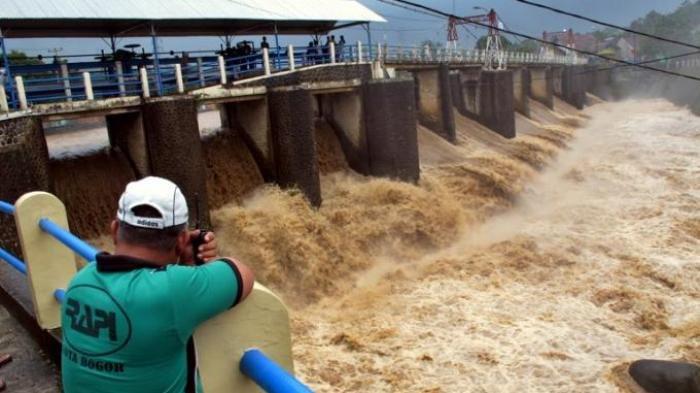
[0,303,59,393]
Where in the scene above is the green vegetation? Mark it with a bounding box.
[0,50,44,67]
[595,0,700,58]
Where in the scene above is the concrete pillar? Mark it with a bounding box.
[413,64,455,143]
[562,66,585,109]
[0,116,50,257]
[267,88,321,207]
[362,79,420,182]
[479,71,516,139]
[106,111,150,178]
[141,97,210,226]
[529,66,554,109]
[220,99,274,180]
[513,68,531,117]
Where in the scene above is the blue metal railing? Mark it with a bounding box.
[0,200,15,215]
[240,349,313,393]
[0,247,27,274]
[0,200,26,274]
[38,218,99,262]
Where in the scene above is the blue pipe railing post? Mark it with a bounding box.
[0,247,27,274]
[150,23,164,96]
[54,289,65,304]
[365,23,373,61]
[240,349,314,393]
[38,218,99,262]
[0,200,15,215]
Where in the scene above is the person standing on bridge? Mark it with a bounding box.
[60,176,255,393]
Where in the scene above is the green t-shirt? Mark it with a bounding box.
[61,254,242,393]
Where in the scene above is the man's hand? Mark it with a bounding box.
[180,230,218,265]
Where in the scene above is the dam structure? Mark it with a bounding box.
[0,0,643,392]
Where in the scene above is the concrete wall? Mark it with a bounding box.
[512,68,531,117]
[529,66,554,109]
[267,88,322,207]
[0,116,50,257]
[561,66,586,110]
[479,71,516,139]
[412,65,456,143]
[362,79,420,182]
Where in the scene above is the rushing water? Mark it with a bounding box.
[208,98,700,392]
[72,97,699,392]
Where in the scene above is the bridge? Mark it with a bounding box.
[0,42,586,118]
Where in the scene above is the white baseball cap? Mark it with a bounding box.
[117,177,188,229]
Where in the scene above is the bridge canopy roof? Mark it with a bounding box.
[0,0,385,38]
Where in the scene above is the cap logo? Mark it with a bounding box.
[135,219,162,229]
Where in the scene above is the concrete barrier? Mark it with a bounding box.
[268,88,322,207]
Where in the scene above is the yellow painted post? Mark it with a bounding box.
[13,192,77,329]
[0,83,8,113]
[15,76,27,110]
[263,48,271,76]
[287,45,295,71]
[140,67,150,98]
[175,64,185,93]
[195,283,294,393]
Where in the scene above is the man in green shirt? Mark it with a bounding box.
[61,176,255,393]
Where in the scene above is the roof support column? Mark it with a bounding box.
[363,23,373,62]
[273,23,281,69]
[150,23,164,96]
[0,28,16,109]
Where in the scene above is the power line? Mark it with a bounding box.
[378,0,700,82]
[514,0,700,50]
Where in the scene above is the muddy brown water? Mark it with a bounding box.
[6,98,698,392]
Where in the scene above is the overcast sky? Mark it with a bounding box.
[4,0,688,58]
